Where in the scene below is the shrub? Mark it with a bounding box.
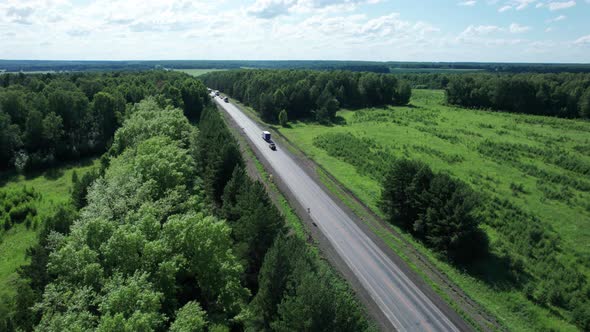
[278,109,288,127]
[8,203,36,224]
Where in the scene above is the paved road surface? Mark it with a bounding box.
[213,95,461,332]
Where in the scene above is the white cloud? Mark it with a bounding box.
[458,0,477,6]
[526,40,559,53]
[5,6,35,24]
[574,34,590,44]
[67,29,91,37]
[460,24,503,37]
[246,0,377,18]
[510,0,537,10]
[546,14,566,22]
[0,0,587,62]
[247,0,294,19]
[547,1,576,10]
[495,0,536,12]
[509,23,531,33]
[545,27,553,32]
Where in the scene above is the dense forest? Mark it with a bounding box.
[0,73,371,331]
[3,60,590,74]
[201,69,411,123]
[388,61,590,73]
[445,73,590,118]
[0,71,209,171]
[397,72,590,119]
[0,60,391,73]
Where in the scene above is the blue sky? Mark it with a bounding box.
[0,0,589,62]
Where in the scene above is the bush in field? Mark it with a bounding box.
[0,187,39,232]
[278,109,288,127]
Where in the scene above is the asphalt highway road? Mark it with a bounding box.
[212,94,462,332]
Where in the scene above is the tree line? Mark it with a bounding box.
[0,71,209,172]
[389,62,590,73]
[2,94,372,331]
[397,72,590,118]
[4,60,590,74]
[0,60,391,73]
[201,69,411,123]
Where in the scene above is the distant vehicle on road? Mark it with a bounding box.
[269,142,276,150]
[224,97,229,102]
[215,91,220,96]
[262,131,271,141]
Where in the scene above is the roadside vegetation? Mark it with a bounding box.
[0,71,372,331]
[274,89,590,331]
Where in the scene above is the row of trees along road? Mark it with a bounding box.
[0,71,209,172]
[201,69,412,123]
[3,94,372,331]
[397,72,590,118]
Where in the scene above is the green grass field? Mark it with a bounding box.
[0,159,98,299]
[174,68,227,76]
[277,90,590,331]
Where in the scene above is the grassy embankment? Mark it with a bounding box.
[0,159,99,299]
[276,90,589,331]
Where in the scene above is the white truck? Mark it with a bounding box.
[262,131,271,141]
[262,131,276,150]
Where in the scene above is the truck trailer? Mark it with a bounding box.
[262,131,271,141]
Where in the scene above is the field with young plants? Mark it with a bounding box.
[279,89,590,331]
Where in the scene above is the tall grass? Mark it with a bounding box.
[278,89,590,331]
